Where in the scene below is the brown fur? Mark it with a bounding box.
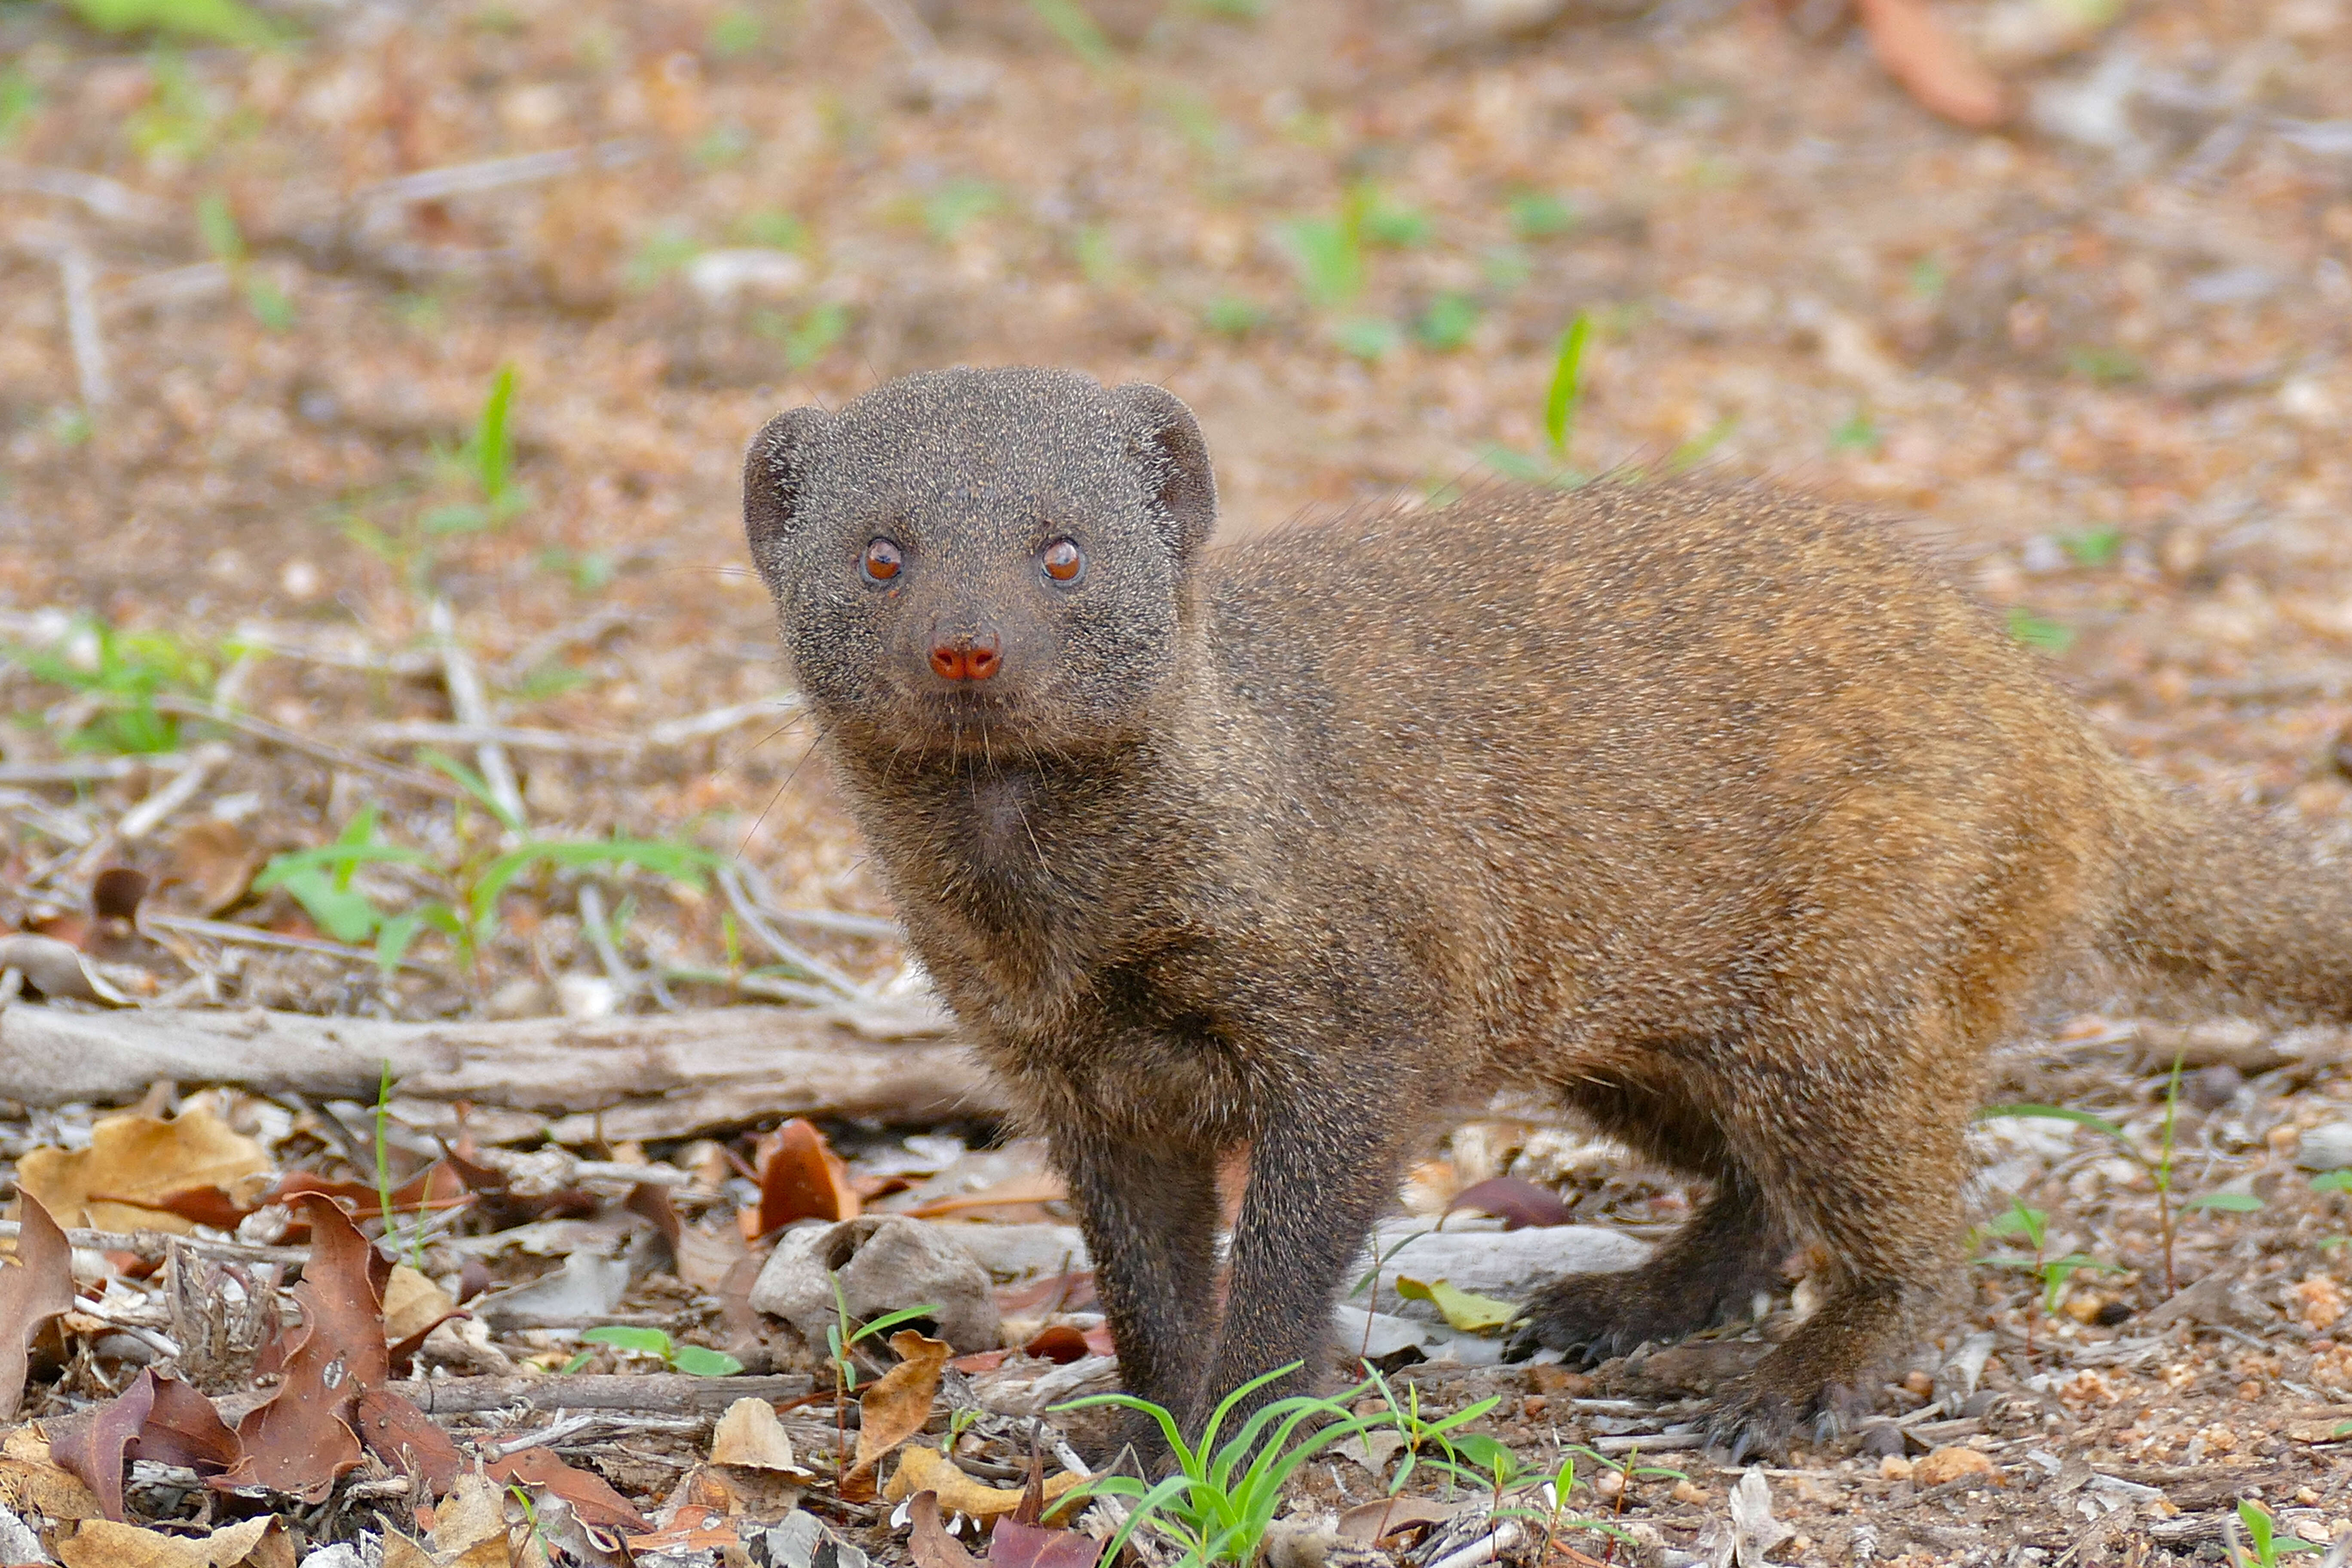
[742,366,2352,1460]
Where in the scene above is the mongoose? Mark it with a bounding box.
[742,365,2352,1459]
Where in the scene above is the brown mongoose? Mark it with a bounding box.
[741,365,2352,1459]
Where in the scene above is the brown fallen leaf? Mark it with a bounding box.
[161,817,265,916]
[709,1397,811,1476]
[0,1194,74,1419]
[1444,1176,1572,1230]
[756,1118,859,1235]
[0,1427,104,1521]
[843,1331,951,1499]
[383,1264,462,1347]
[217,1195,387,1501]
[1855,0,2008,128]
[909,1491,980,1568]
[1338,1497,1460,1544]
[623,1504,738,1556]
[59,1516,292,1568]
[487,1447,652,1533]
[429,1472,518,1568]
[357,1386,467,1498]
[988,1518,1101,1568]
[18,1107,273,1235]
[885,1447,1085,1521]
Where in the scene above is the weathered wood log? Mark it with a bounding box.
[0,1003,1000,1140]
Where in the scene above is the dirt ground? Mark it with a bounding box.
[3,0,2352,1562]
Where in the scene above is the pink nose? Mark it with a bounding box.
[930,635,1001,682]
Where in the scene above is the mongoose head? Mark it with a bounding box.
[743,366,1218,758]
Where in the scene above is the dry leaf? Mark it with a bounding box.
[162,818,264,916]
[987,1519,1101,1568]
[217,1196,386,1502]
[52,1370,239,1521]
[0,1427,104,1521]
[0,1195,74,1419]
[1855,0,2008,128]
[756,1119,859,1234]
[430,1473,517,1568]
[623,1504,738,1556]
[844,1332,950,1497]
[378,1533,440,1568]
[59,1516,289,1568]
[1444,1177,1571,1230]
[18,1108,272,1235]
[357,1387,466,1498]
[710,1398,810,1476]
[487,1447,652,1533]
[908,1491,980,1568]
[884,1447,1084,1521]
[383,1265,460,1346]
[1338,1498,1459,1544]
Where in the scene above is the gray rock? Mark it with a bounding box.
[934,1222,1090,1281]
[750,1216,1001,1354]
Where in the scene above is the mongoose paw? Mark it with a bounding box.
[1499,1277,1663,1366]
[1703,1377,1869,1464]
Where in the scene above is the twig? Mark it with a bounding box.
[55,244,113,412]
[0,163,171,224]
[493,605,639,686]
[352,141,646,208]
[579,881,676,1011]
[0,1221,307,1266]
[431,599,528,829]
[108,262,231,315]
[144,910,439,973]
[119,742,230,840]
[854,0,944,55]
[147,694,464,798]
[357,720,634,754]
[73,1295,181,1360]
[385,1372,815,1415]
[0,755,198,787]
[230,622,441,678]
[717,863,869,999]
[645,695,805,747]
[752,905,901,940]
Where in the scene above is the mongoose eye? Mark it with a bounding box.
[1041,538,1084,584]
[862,539,903,583]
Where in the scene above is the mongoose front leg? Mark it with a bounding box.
[1204,1084,1409,1436]
[1050,1125,1222,1458]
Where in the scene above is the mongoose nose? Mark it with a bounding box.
[930,633,1002,682]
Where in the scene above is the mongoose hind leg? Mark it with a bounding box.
[1505,1169,1785,1364]
[1695,996,1978,1461]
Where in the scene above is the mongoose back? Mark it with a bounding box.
[743,365,2352,1458]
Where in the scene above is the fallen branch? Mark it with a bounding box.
[383,1372,814,1415]
[0,1002,994,1141]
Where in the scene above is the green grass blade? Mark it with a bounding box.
[1543,314,1590,458]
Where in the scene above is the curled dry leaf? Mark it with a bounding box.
[884,1448,1084,1522]
[383,1264,462,1348]
[1337,1498,1460,1545]
[908,1491,980,1568]
[1855,0,2008,128]
[0,1194,74,1419]
[844,1331,951,1498]
[217,1195,387,1501]
[487,1447,652,1534]
[58,1516,293,1568]
[0,934,132,1007]
[1444,1176,1571,1230]
[52,1370,242,1521]
[756,1118,860,1235]
[710,1397,812,1476]
[17,1106,272,1234]
[430,1472,520,1568]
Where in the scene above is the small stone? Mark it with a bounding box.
[748,1215,1001,1353]
[1880,1454,1914,1481]
[1671,1479,1708,1505]
[1913,1446,1997,1488]
[2298,1121,2352,1173]
[1901,1370,1934,1398]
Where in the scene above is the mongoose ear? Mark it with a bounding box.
[742,407,833,559]
[1110,383,1217,566]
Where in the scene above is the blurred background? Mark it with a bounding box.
[1,0,2351,1008]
